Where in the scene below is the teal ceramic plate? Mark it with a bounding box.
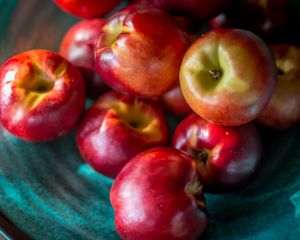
[1,1,300,239]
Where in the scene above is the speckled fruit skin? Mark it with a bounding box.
[180,28,277,126]
[0,49,86,142]
[161,85,192,116]
[95,8,189,98]
[130,0,234,20]
[172,114,262,192]
[53,0,122,19]
[76,91,168,178]
[110,147,208,240]
[60,19,110,99]
[257,44,300,129]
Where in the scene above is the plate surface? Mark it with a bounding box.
[1,1,300,240]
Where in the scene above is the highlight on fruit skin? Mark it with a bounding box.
[76,91,169,178]
[53,0,122,19]
[60,18,110,99]
[95,8,189,98]
[180,28,277,126]
[0,49,86,142]
[172,113,262,193]
[110,147,208,240]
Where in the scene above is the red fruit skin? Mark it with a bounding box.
[161,85,192,117]
[257,44,300,129]
[119,3,197,35]
[110,147,208,240]
[115,5,196,43]
[95,9,189,98]
[60,19,110,99]
[173,16,194,31]
[131,0,235,20]
[180,28,277,126]
[172,114,262,192]
[53,0,122,19]
[76,91,168,178]
[209,0,287,37]
[0,50,86,142]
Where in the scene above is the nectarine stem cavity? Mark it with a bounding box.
[27,80,53,94]
[189,149,209,164]
[113,101,151,130]
[277,68,285,75]
[17,64,55,109]
[209,69,223,80]
[101,19,131,48]
[18,63,54,94]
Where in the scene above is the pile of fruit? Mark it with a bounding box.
[0,0,299,239]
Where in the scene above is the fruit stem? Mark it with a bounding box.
[189,149,209,165]
[209,69,223,80]
[186,180,205,208]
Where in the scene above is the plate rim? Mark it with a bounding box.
[0,211,31,240]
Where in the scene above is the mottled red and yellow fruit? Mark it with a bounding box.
[180,28,277,126]
[0,50,86,142]
[95,9,189,98]
[172,114,262,192]
[60,19,110,99]
[53,0,122,19]
[76,91,168,178]
[111,147,208,240]
[257,44,300,129]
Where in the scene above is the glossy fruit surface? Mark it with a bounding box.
[180,28,277,126]
[172,114,262,192]
[257,44,300,129]
[76,91,168,178]
[53,0,122,19]
[0,49,86,142]
[95,9,189,98]
[60,18,109,98]
[111,147,208,240]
